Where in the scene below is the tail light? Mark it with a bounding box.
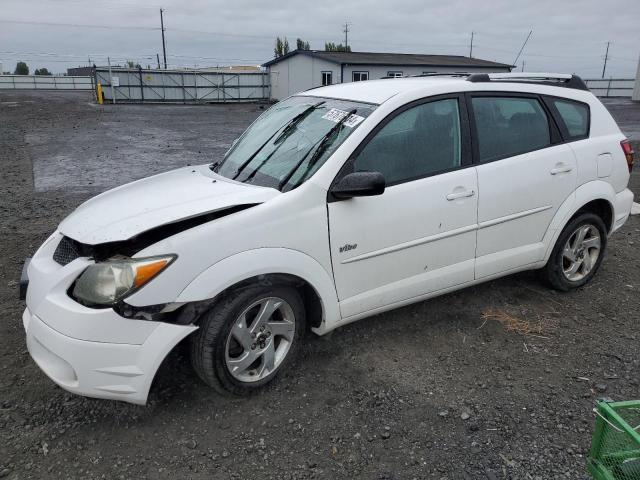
[621,139,634,172]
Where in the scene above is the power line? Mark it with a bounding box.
[0,19,158,30]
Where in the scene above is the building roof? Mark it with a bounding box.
[263,49,513,69]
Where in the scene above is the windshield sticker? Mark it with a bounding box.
[343,114,365,128]
[322,108,365,128]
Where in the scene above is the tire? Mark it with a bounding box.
[190,283,306,395]
[542,212,607,291]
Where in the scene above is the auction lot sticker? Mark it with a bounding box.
[322,108,365,128]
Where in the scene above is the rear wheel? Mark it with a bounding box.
[190,284,305,395]
[542,212,607,291]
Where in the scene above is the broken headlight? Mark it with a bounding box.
[72,255,176,307]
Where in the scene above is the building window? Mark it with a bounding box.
[387,71,403,78]
[321,71,333,86]
[352,71,369,82]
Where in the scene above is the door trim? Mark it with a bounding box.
[341,223,478,264]
[477,204,553,229]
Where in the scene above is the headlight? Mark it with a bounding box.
[72,255,176,306]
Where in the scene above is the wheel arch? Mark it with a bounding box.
[175,248,340,334]
[544,180,616,262]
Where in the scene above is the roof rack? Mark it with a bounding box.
[466,72,588,91]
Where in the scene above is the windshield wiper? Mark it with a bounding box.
[231,101,325,181]
[279,108,357,191]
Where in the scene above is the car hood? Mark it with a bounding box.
[58,164,279,244]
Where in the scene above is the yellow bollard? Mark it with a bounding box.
[96,82,103,105]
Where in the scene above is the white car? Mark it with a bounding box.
[21,73,635,404]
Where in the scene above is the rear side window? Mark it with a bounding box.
[553,99,589,139]
[472,97,551,163]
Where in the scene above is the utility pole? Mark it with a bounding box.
[522,60,525,72]
[343,22,351,49]
[601,41,610,79]
[156,53,161,69]
[160,8,167,69]
[107,56,116,104]
[469,31,474,58]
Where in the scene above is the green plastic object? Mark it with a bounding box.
[588,400,640,480]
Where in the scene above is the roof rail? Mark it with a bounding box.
[466,72,589,91]
[379,73,471,79]
[410,72,471,78]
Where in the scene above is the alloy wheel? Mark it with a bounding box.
[562,223,602,282]
[224,297,296,382]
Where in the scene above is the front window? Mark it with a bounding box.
[352,71,369,82]
[216,96,376,191]
[354,98,462,185]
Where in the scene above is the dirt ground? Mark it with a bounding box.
[1,91,639,480]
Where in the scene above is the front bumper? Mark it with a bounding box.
[23,307,196,404]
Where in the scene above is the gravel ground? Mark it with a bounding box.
[1,91,639,480]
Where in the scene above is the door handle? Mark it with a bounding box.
[446,189,475,201]
[550,165,573,175]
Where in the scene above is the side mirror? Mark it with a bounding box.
[330,171,386,200]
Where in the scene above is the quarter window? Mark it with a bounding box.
[321,71,333,86]
[472,97,551,163]
[353,98,462,185]
[553,99,589,139]
[352,71,369,82]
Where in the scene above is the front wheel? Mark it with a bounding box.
[542,212,607,291]
[190,284,305,395]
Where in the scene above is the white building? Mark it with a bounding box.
[263,50,513,100]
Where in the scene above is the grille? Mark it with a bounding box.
[53,236,80,266]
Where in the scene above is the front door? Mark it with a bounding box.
[328,95,478,319]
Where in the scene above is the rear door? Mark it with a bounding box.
[327,95,478,319]
[468,93,577,278]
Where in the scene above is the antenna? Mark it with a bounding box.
[512,30,532,67]
[601,41,610,79]
[160,8,167,69]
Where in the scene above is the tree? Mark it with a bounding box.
[34,68,51,75]
[125,60,142,69]
[274,37,291,58]
[296,38,310,50]
[324,42,351,52]
[14,61,29,75]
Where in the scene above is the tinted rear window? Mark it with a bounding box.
[472,97,551,163]
[553,99,589,139]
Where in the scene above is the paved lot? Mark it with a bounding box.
[0,91,639,479]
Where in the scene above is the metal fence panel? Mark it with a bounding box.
[95,68,270,104]
[95,68,269,103]
[584,78,635,98]
[0,75,92,90]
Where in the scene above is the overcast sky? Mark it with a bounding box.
[1,0,639,77]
